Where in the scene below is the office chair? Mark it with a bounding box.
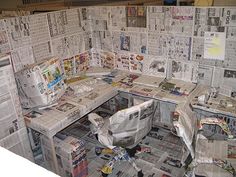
[88,99,155,177]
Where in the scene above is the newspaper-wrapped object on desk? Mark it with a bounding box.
[15,57,67,108]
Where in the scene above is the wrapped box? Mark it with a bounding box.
[54,135,88,177]
[15,57,67,108]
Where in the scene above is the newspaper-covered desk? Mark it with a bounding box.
[24,78,118,138]
[192,90,236,118]
[24,78,118,174]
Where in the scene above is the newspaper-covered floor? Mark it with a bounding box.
[61,117,186,177]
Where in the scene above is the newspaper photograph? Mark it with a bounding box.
[129,53,144,73]
[100,51,115,69]
[62,57,75,78]
[75,51,90,74]
[126,6,147,28]
[143,55,167,77]
[115,52,130,71]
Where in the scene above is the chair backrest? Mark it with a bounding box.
[108,99,155,148]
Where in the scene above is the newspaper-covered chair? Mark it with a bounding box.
[88,100,155,177]
[172,103,236,177]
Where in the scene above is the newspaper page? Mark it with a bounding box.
[173,102,197,159]
[211,67,236,97]
[32,42,53,62]
[111,6,126,31]
[92,30,113,51]
[143,55,167,78]
[0,55,24,139]
[194,134,236,177]
[75,51,90,74]
[11,46,35,72]
[29,13,50,45]
[148,33,191,60]
[204,32,226,60]
[148,6,194,36]
[100,51,115,69]
[0,20,11,54]
[197,65,214,85]
[5,16,31,49]
[29,13,53,62]
[129,53,145,73]
[115,51,130,71]
[52,33,85,59]
[170,60,199,82]
[47,9,82,39]
[194,7,224,37]
[90,48,101,67]
[113,31,147,54]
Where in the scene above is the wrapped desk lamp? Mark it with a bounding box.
[88,100,155,177]
[15,57,67,108]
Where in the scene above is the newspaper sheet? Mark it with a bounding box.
[11,46,35,72]
[173,103,197,159]
[32,42,53,62]
[113,31,147,54]
[148,33,191,60]
[75,51,91,74]
[204,32,226,60]
[148,6,194,36]
[90,48,101,67]
[92,31,112,51]
[52,33,85,59]
[5,16,31,49]
[170,60,198,82]
[143,55,167,77]
[212,67,236,97]
[115,51,130,71]
[0,20,11,54]
[194,134,236,177]
[29,13,50,45]
[100,51,115,69]
[197,65,214,85]
[0,127,34,162]
[111,6,126,31]
[0,55,24,139]
[47,9,82,39]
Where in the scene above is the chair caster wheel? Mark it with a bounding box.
[137,170,144,177]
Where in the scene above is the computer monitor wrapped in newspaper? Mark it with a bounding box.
[15,57,66,108]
